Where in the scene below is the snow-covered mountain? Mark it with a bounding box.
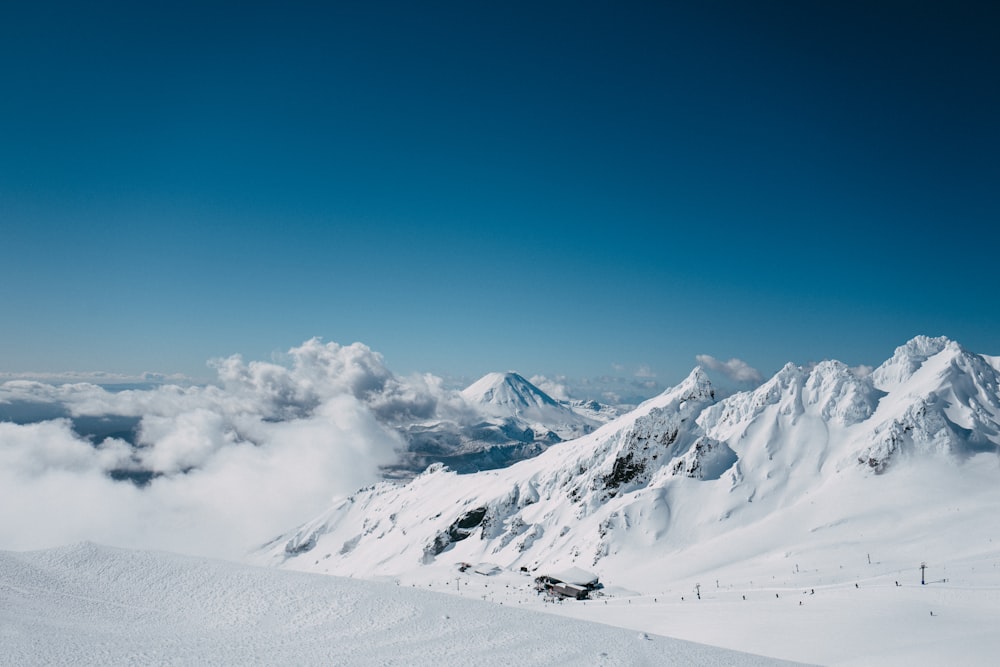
[387,371,605,476]
[464,371,581,419]
[461,371,602,439]
[256,336,1000,585]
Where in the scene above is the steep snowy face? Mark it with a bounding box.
[697,360,877,440]
[558,367,721,508]
[871,335,953,391]
[700,338,1000,475]
[691,360,882,512]
[698,362,807,439]
[857,339,1000,471]
[802,360,881,426]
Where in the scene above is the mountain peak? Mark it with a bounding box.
[679,366,715,401]
[461,371,560,410]
[872,335,958,390]
[458,371,600,437]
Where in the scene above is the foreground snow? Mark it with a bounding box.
[0,543,792,666]
[289,472,1000,666]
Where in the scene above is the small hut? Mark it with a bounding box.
[534,566,600,599]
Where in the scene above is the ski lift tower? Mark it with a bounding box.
[920,562,927,585]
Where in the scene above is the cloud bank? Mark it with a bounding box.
[0,339,453,560]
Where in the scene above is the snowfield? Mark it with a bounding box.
[0,543,792,666]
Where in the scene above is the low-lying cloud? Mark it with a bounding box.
[0,339,444,560]
[529,375,570,402]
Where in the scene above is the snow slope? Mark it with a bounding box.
[0,543,792,666]
[255,336,1000,664]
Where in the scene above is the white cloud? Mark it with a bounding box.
[0,420,106,476]
[695,354,763,383]
[137,409,236,473]
[529,375,570,401]
[0,392,403,560]
[0,340,419,560]
[851,364,874,378]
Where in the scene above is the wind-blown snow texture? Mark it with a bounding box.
[0,543,791,666]
[257,336,1000,665]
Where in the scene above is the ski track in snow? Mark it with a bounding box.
[0,543,795,666]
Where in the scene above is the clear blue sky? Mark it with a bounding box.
[2,1,998,383]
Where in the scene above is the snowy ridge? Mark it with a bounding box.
[257,338,1000,583]
[871,334,953,391]
[858,338,1000,471]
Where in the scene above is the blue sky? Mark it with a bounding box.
[1,1,998,386]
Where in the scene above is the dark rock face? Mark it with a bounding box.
[601,452,646,491]
[426,506,489,559]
